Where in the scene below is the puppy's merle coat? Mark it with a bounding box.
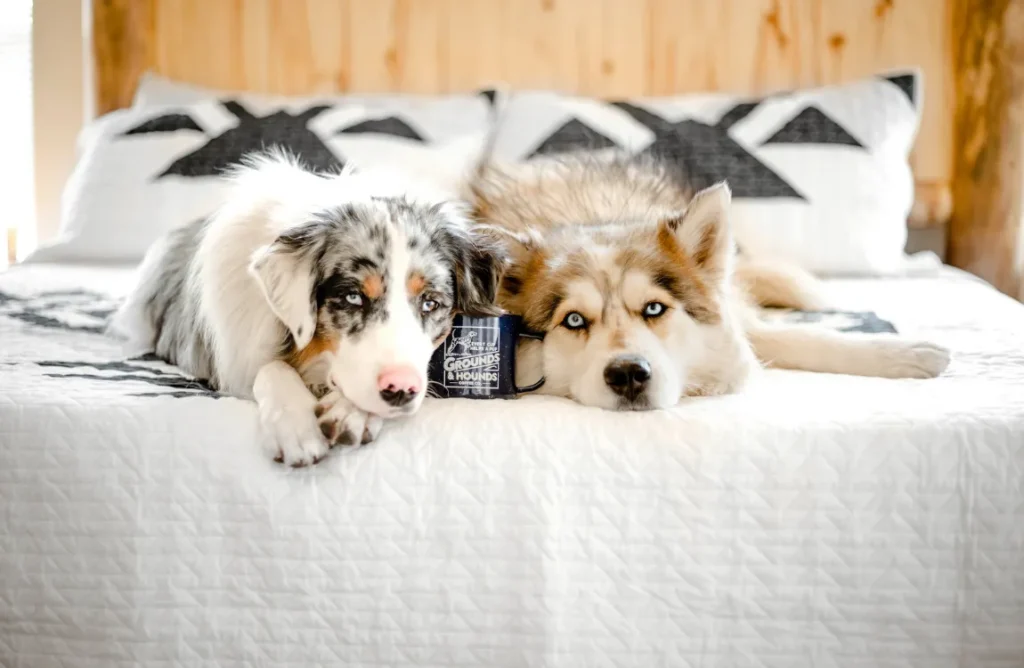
[111,151,498,466]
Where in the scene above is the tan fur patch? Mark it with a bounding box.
[645,313,675,341]
[406,272,426,297]
[498,248,552,326]
[691,222,719,269]
[651,227,721,325]
[287,332,339,373]
[363,274,384,299]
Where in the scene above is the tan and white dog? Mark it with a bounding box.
[469,153,950,411]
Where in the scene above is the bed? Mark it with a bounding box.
[3,262,1024,666]
[3,1,1024,666]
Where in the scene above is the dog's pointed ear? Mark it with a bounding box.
[662,181,733,280]
[474,225,546,308]
[248,233,318,350]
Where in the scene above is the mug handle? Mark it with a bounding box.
[514,329,546,393]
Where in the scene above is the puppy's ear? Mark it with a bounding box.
[662,182,733,281]
[431,213,504,316]
[248,228,320,350]
[453,231,504,316]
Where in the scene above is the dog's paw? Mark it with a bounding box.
[361,414,383,444]
[260,398,329,468]
[876,339,951,379]
[315,391,380,447]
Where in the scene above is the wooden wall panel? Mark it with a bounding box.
[948,0,1024,299]
[93,0,156,114]
[92,0,953,201]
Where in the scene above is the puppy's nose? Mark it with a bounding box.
[378,365,422,407]
[603,355,652,401]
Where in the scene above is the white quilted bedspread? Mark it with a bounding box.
[2,263,1023,668]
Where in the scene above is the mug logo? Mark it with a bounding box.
[441,322,500,391]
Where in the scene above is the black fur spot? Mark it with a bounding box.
[538,293,564,328]
[501,274,523,296]
[336,204,360,223]
[350,256,378,272]
[654,271,687,302]
[316,272,361,306]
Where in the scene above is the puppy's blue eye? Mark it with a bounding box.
[421,300,439,313]
[345,292,363,306]
[562,312,587,330]
[643,301,666,318]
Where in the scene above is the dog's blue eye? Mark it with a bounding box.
[345,292,363,306]
[562,312,587,330]
[643,302,666,318]
[421,300,438,313]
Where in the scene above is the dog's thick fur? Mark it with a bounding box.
[469,153,950,411]
[111,152,498,465]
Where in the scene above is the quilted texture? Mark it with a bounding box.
[2,264,1024,667]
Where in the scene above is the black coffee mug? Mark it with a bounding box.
[427,314,545,399]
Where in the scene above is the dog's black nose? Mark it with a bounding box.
[603,355,652,401]
[380,388,416,407]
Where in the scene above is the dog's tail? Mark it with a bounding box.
[733,257,830,311]
[107,217,206,357]
[106,233,171,350]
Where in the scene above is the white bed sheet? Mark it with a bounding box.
[1,262,1023,668]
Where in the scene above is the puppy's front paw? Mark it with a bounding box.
[315,391,380,447]
[260,399,329,468]
[881,340,951,379]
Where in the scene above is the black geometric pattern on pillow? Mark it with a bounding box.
[336,117,424,142]
[120,100,346,178]
[613,101,805,200]
[122,114,204,135]
[478,89,498,106]
[762,106,863,147]
[882,73,917,107]
[529,118,619,157]
[716,102,761,130]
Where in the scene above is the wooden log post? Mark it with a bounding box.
[92,0,156,116]
[950,0,1024,300]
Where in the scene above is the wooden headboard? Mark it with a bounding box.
[91,0,1024,299]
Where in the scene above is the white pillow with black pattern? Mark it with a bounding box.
[27,93,494,264]
[489,72,924,276]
